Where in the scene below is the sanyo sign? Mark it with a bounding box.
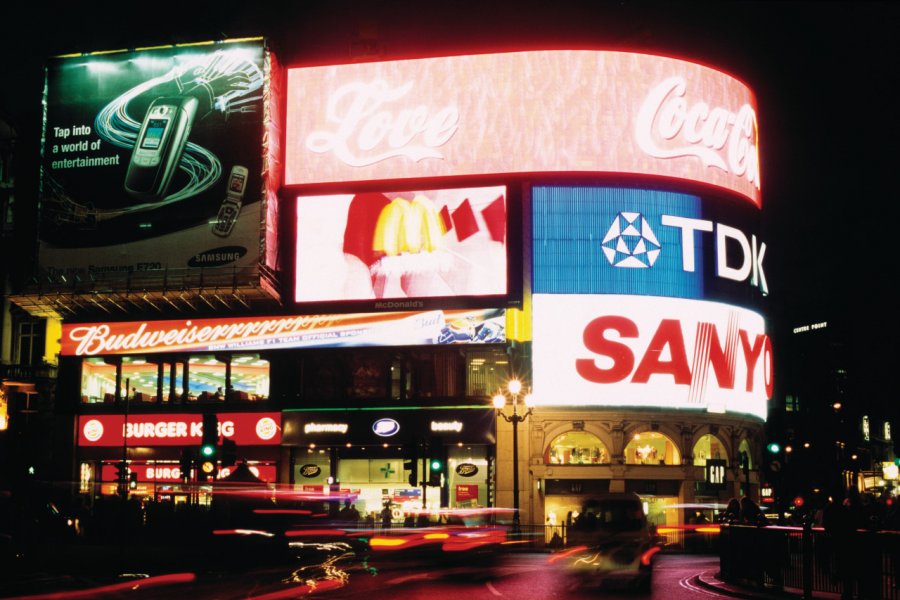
[532,294,771,420]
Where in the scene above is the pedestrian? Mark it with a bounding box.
[719,498,741,524]
[380,503,392,529]
[739,496,766,526]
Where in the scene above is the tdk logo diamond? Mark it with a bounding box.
[601,212,661,268]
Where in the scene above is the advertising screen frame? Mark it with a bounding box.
[292,183,519,313]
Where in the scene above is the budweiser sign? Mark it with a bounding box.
[61,309,506,356]
[305,80,459,167]
[635,76,760,189]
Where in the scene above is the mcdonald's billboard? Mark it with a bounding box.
[294,186,508,309]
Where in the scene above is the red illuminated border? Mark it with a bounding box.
[286,50,760,206]
[78,413,282,446]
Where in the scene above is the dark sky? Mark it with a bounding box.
[2,0,897,399]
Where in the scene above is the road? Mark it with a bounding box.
[2,552,735,600]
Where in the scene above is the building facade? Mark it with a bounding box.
[5,40,770,536]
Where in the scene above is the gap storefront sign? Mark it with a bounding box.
[531,295,771,420]
[532,186,767,308]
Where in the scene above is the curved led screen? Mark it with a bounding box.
[531,294,771,420]
[532,186,767,309]
[286,50,760,206]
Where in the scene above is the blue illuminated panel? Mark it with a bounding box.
[532,186,766,308]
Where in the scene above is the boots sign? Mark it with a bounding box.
[532,294,772,420]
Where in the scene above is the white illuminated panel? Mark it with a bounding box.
[532,294,771,420]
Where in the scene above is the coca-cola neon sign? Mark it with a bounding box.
[635,76,759,189]
[532,294,771,419]
[287,50,761,206]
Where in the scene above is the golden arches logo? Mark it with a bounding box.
[372,196,447,256]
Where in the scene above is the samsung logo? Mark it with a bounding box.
[188,246,247,267]
[372,418,401,437]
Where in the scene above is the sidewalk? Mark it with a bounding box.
[693,570,843,600]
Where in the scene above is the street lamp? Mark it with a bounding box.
[493,379,534,532]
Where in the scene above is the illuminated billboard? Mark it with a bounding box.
[532,186,767,308]
[531,294,771,419]
[39,40,275,279]
[295,186,507,306]
[60,308,505,356]
[78,412,282,447]
[286,50,760,206]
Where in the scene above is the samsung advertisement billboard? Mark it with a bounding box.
[38,40,274,279]
[532,186,767,310]
[295,186,507,310]
[531,294,771,420]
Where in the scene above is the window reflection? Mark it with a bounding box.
[80,353,269,403]
[545,431,609,465]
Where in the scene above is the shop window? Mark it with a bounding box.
[625,432,681,465]
[692,433,727,466]
[411,349,459,398]
[466,348,508,397]
[120,356,156,401]
[81,358,117,404]
[187,355,227,401]
[545,431,609,465]
[13,317,44,366]
[230,354,270,401]
[308,354,343,401]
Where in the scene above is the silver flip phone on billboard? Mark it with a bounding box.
[212,165,249,237]
[125,96,198,200]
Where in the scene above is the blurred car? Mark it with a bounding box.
[551,493,660,592]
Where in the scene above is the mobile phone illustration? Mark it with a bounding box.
[125,96,199,200]
[212,165,249,237]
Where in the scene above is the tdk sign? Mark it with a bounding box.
[533,186,768,306]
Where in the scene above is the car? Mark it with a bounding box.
[551,493,660,592]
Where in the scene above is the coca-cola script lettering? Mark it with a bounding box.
[305,80,459,167]
[635,76,760,190]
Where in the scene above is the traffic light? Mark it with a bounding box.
[129,472,138,490]
[221,438,237,468]
[200,413,219,480]
[427,437,445,487]
[115,461,128,486]
[404,439,420,487]
[766,442,781,454]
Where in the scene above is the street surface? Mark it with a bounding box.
[2,552,731,600]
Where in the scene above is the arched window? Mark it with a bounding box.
[692,434,727,466]
[545,431,609,465]
[625,431,681,465]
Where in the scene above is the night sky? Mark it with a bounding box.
[2,1,898,403]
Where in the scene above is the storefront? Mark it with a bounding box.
[282,408,495,520]
[76,411,282,503]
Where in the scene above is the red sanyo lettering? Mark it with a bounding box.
[576,316,773,397]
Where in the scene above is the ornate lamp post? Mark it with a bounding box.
[493,379,533,532]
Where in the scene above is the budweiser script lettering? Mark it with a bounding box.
[68,316,336,356]
[305,80,459,167]
[635,77,760,189]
